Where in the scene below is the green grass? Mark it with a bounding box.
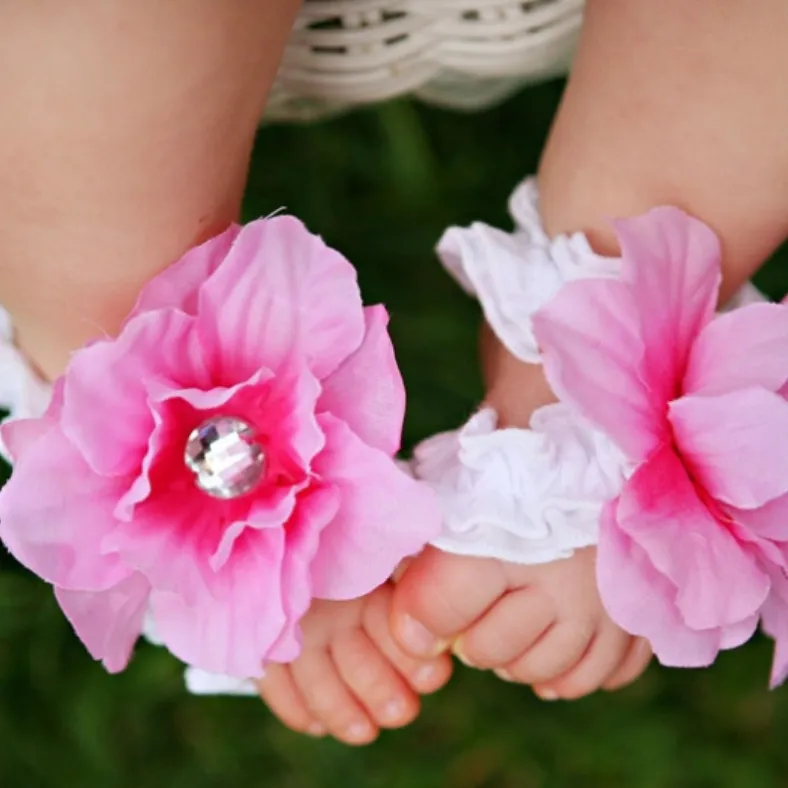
[3,80,788,788]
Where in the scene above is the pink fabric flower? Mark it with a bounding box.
[0,217,440,679]
[533,208,788,686]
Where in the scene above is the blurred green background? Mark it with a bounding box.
[3,79,788,788]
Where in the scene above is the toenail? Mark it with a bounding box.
[494,668,514,682]
[397,614,445,656]
[346,721,374,741]
[381,698,407,723]
[536,688,559,701]
[452,638,474,667]
[413,663,437,688]
[306,722,326,737]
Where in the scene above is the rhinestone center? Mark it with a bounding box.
[184,416,265,499]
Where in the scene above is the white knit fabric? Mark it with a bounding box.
[267,0,584,120]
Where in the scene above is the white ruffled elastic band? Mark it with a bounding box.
[421,176,765,565]
[416,405,627,563]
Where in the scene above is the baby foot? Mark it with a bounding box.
[391,546,651,700]
[256,582,452,745]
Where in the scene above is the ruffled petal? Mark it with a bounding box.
[55,573,150,673]
[129,225,241,318]
[533,278,662,462]
[0,377,62,462]
[670,389,788,509]
[615,208,721,403]
[614,445,769,630]
[761,567,788,688]
[196,216,365,384]
[61,308,204,477]
[318,306,405,456]
[598,501,742,667]
[0,425,130,591]
[150,527,288,678]
[310,415,441,600]
[267,484,340,662]
[732,494,788,542]
[684,303,788,396]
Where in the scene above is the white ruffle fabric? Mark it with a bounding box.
[437,178,619,365]
[438,178,765,366]
[425,176,767,564]
[416,405,627,563]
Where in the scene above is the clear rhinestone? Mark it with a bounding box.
[184,417,265,499]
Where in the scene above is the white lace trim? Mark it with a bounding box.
[416,405,628,564]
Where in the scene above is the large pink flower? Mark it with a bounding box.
[0,217,440,679]
[533,208,788,685]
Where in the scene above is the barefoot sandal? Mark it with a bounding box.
[0,217,441,697]
[415,177,766,566]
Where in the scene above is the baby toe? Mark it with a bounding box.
[363,584,453,695]
[503,622,592,689]
[456,587,555,669]
[536,625,630,700]
[603,637,653,691]
[290,649,378,745]
[391,546,506,658]
[256,663,323,736]
[331,627,420,729]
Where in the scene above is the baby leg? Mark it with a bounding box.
[0,0,450,739]
[393,0,788,699]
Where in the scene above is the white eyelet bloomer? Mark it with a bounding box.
[416,176,767,566]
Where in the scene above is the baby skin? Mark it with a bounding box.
[391,332,652,701]
[389,0,788,707]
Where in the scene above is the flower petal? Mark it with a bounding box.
[597,502,729,667]
[533,278,661,461]
[309,415,441,600]
[129,224,241,318]
[732,494,788,542]
[684,303,788,396]
[615,445,769,629]
[318,306,405,456]
[615,208,721,403]
[197,216,365,383]
[55,573,150,673]
[62,308,205,477]
[761,567,788,688]
[0,425,130,591]
[267,484,341,662]
[150,528,289,678]
[670,389,788,509]
[0,377,63,462]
